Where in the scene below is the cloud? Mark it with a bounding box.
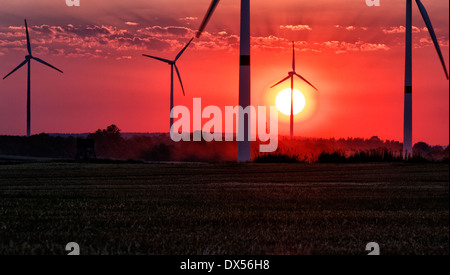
[125,22,139,26]
[252,35,291,50]
[334,25,369,31]
[360,43,390,52]
[417,37,449,48]
[280,25,312,31]
[382,26,421,34]
[0,23,180,59]
[8,26,24,31]
[137,26,194,38]
[321,40,390,54]
[0,22,394,59]
[180,17,198,22]
[116,56,132,60]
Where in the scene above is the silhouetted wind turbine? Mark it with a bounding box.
[271,42,318,140]
[3,20,63,137]
[196,0,252,162]
[143,38,193,131]
[403,0,449,158]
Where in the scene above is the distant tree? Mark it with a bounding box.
[429,146,445,161]
[105,124,121,136]
[88,125,124,159]
[413,142,431,158]
[90,124,122,140]
[444,146,449,163]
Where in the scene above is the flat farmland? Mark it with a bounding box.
[0,162,448,255]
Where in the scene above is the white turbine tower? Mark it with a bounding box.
[403,0,449,158]
[196,0,252,162]
[143,38,193,131]
[3,20,63,137]
[271,42,318,140]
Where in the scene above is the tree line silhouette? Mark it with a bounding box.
[0,125,448,163]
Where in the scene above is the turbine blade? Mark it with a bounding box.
[32,57,63,73]
[25,19,32,55]
[270,75,291,88]
[415,0,449,79]
[174,64,185,96]
[196,0,220,38]
[294,73,318,91]
[3,59,28,80]
[175,38,194,62]
[142,54,172,64]
[292,42,296,72]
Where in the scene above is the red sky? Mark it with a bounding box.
[0,0,448,145]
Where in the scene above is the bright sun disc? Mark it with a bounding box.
[275,88,306,116]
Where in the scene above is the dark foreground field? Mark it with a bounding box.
[0,162,448,255]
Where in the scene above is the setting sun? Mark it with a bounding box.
[275,88,306,116]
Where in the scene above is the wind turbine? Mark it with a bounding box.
[3,19,63,137]
[271,42,318,140]
[143,38,193,131]
[196,0,252,162]
[403,0,448,158]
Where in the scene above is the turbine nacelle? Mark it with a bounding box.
[25,55,32,60]
[271,43,318,92]
[142,37,193,98]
